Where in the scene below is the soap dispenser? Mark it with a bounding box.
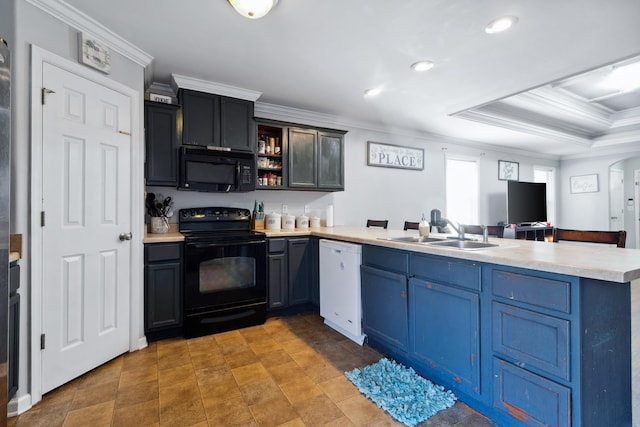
[419,213,430,238]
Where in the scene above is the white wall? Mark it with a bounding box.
[10,0,146,409]
[151,122,560,231]
[559,153,640,233]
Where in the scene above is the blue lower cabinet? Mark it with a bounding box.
[492,301,569,381]
[409,278,480,396]
[493,357,571,427]
[361,265,409,352]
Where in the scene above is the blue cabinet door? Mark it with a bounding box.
[361,265,409,352]
[409,278,480,396]
[493,357,571,427]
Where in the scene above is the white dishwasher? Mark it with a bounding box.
[319,239,366,345]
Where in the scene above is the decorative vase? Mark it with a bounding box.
[150,216,169,234]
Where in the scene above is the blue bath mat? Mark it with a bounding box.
[345,358,456,427]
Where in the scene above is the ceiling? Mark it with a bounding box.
[63,0,640,158]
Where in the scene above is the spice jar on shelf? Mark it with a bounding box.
[274,137,281,155]
[258,135,266,154]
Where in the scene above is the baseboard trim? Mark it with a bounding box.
[8,393,32,417]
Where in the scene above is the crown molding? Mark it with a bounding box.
[592,127,640,147]
[25,0,153,67]
[171,74,262,102]
[255,102,562,160]
[610,106,640,128]
[454,109,593,147]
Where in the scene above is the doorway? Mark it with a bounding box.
[30,46,144,404]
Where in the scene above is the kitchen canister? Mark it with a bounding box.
[282,214,296,229]
[265,212,281,230]
[310,216,321,228]
[296,214,309,229]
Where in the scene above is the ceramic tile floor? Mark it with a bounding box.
[8,313,494,427]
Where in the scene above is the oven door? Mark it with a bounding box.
[184,238,267,313]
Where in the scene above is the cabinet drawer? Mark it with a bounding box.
[493,358,571,427]
[362,245,409,274]
[410,254,480,291]
[268,238,286,253]
[492,302,569,380]
[145,243,182,262]
[492,269,570,313]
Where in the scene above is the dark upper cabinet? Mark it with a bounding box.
[288,127,317,188]
[288,127,345,191]
[179,89,255,152]
[144,101,179,186]
[317,131,344,190]
[180,89,219,147]
[221,97,255,151]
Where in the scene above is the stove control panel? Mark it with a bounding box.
[179,207,251,222]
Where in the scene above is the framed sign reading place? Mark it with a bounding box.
[367,141,424,170]
[570,174,599,193]
[498,160,519,181]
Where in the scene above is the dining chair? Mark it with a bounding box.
[366,219,389,229]
[552,228,627,248]
[403,221,419,231]
[462,225,504,238]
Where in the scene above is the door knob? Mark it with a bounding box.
[119,232,132,241]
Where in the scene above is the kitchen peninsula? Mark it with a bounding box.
[148,225,640,426]
[278,226,640,427]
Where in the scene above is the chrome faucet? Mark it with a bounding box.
[442,218,465,240]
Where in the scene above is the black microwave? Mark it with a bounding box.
[178,146,255,192]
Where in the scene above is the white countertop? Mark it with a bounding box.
[312,226,640,283]
[142,225,640,283]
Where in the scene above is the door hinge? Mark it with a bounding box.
[40,333,45,350]
[41,211,45,227]
[41,87,55,105]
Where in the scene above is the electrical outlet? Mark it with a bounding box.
[282,204,288,214]
[304,204,310,213]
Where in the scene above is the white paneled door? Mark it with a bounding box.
[40,63,131,393]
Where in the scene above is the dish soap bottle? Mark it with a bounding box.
[419,213,430,238]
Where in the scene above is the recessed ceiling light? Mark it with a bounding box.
[364,87,382,98]
[411,61,435,72]
[485,16,518,34]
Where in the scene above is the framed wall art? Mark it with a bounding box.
[498,160,519,181]
[570,174,599,193]
[78,32,111,74]
[367,141,424,171]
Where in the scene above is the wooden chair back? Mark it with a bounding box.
[403,221,419,231]
[462,225,504,238]
[366,219,389,229]
[552,228,627,248]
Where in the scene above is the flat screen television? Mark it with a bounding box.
[507,181,547,226]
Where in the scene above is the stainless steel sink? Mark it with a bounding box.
[378,236,446,243]
[428,240,498,250]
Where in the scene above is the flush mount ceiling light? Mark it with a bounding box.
[364,87,382,98]
[485,15,518,34]
[411,61,435,72]
[228,0,278,19]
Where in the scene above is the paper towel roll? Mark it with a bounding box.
[326,205,334,227]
